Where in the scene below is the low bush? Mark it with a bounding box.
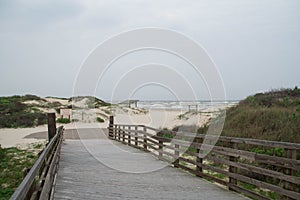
[56,118,71,124]
[96,117,105,123]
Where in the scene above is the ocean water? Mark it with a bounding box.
[135,100,239,111]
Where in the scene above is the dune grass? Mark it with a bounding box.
[0,146,39,199]
[197,87,300,143]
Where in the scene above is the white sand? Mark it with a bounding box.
[0,126,48,148]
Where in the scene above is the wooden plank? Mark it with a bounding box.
[209,146,299,170]
[229,142,238,190]
[40,137,62,199]
[111,124,300,199]
[143,127,147,150]
[281,148,298,200]
[10,126,64,200]
[108,116,114,138]
[135,126,138,146]
[174,144,179,168]
[195,137,203,176]
[175,134,300,149]
[158,140,163,159]
[115,124,300,149]
[199,163,300,199]
[172,140,299,170]
[206,154,300,185]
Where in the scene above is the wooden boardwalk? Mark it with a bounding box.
[53,129,247,200]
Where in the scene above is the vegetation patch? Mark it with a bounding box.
[96,117,105,123]
[56,118,71,124]
[0,145,39,199]
[198,87,300,143]
[0,95,47,128]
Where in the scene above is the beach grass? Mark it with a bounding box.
[0,145,39,199]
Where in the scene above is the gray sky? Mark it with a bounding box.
[0,0,299,100]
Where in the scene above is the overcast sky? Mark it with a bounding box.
[0,0,299,101]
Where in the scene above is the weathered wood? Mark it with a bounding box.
[135,126,138,146]
[108,116,114,139]
[114,125,117,140]
[10,126,64,200]
[143,127,147,150]
[128,126,131,145]
[40,136,62,199]
[108,124,300,200]
[206,154,300,185]
[229,142,238,191]
[174,133,300,149]
[282,148,298,200]
[174,144,179,168]
[48,113,56,141]
[158,140,163,160]
[54,139,246,200]
[118,125,121,141]
[195,137,203,177]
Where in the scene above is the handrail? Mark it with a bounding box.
[112,124,300,149]
[10,126,64,200]
[108,122,300,200]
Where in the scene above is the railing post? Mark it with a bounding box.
[128,126,131,145]
[158,140,163,160]
[228,142,238,191]
[108,116,114,139]
[114,125,117,140]
[143,126,147,151]
[122,125,125,143]
[281,148,297,200]
[135,126,138,147]
[196,138,203,177]
[48,113,56,142]
[174,143,179,168]
[118,125,121,141]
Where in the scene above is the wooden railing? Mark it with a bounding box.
[10,126,64,200]
[108,121,300,200]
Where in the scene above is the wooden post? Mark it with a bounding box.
[196,138,203,177]
[118,125,121,141]
[174,143,179,167]
[114,125,117,140]
[281,148,297,200]
[158,140,163,160]
[143,126,147,151]
[228,142,238,191]
[108,116,114,139]
[122,125,125,143]
[48,113,56,141]
[128,126,131,145]
[135,126,138,147]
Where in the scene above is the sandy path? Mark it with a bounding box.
[0,123,109,148]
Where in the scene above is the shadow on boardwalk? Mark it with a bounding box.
[54,128,247,200]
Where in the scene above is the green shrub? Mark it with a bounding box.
[96,117,105,123]
[0,96,48,128]
[56,118,71,124]
[0,147,38,199]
